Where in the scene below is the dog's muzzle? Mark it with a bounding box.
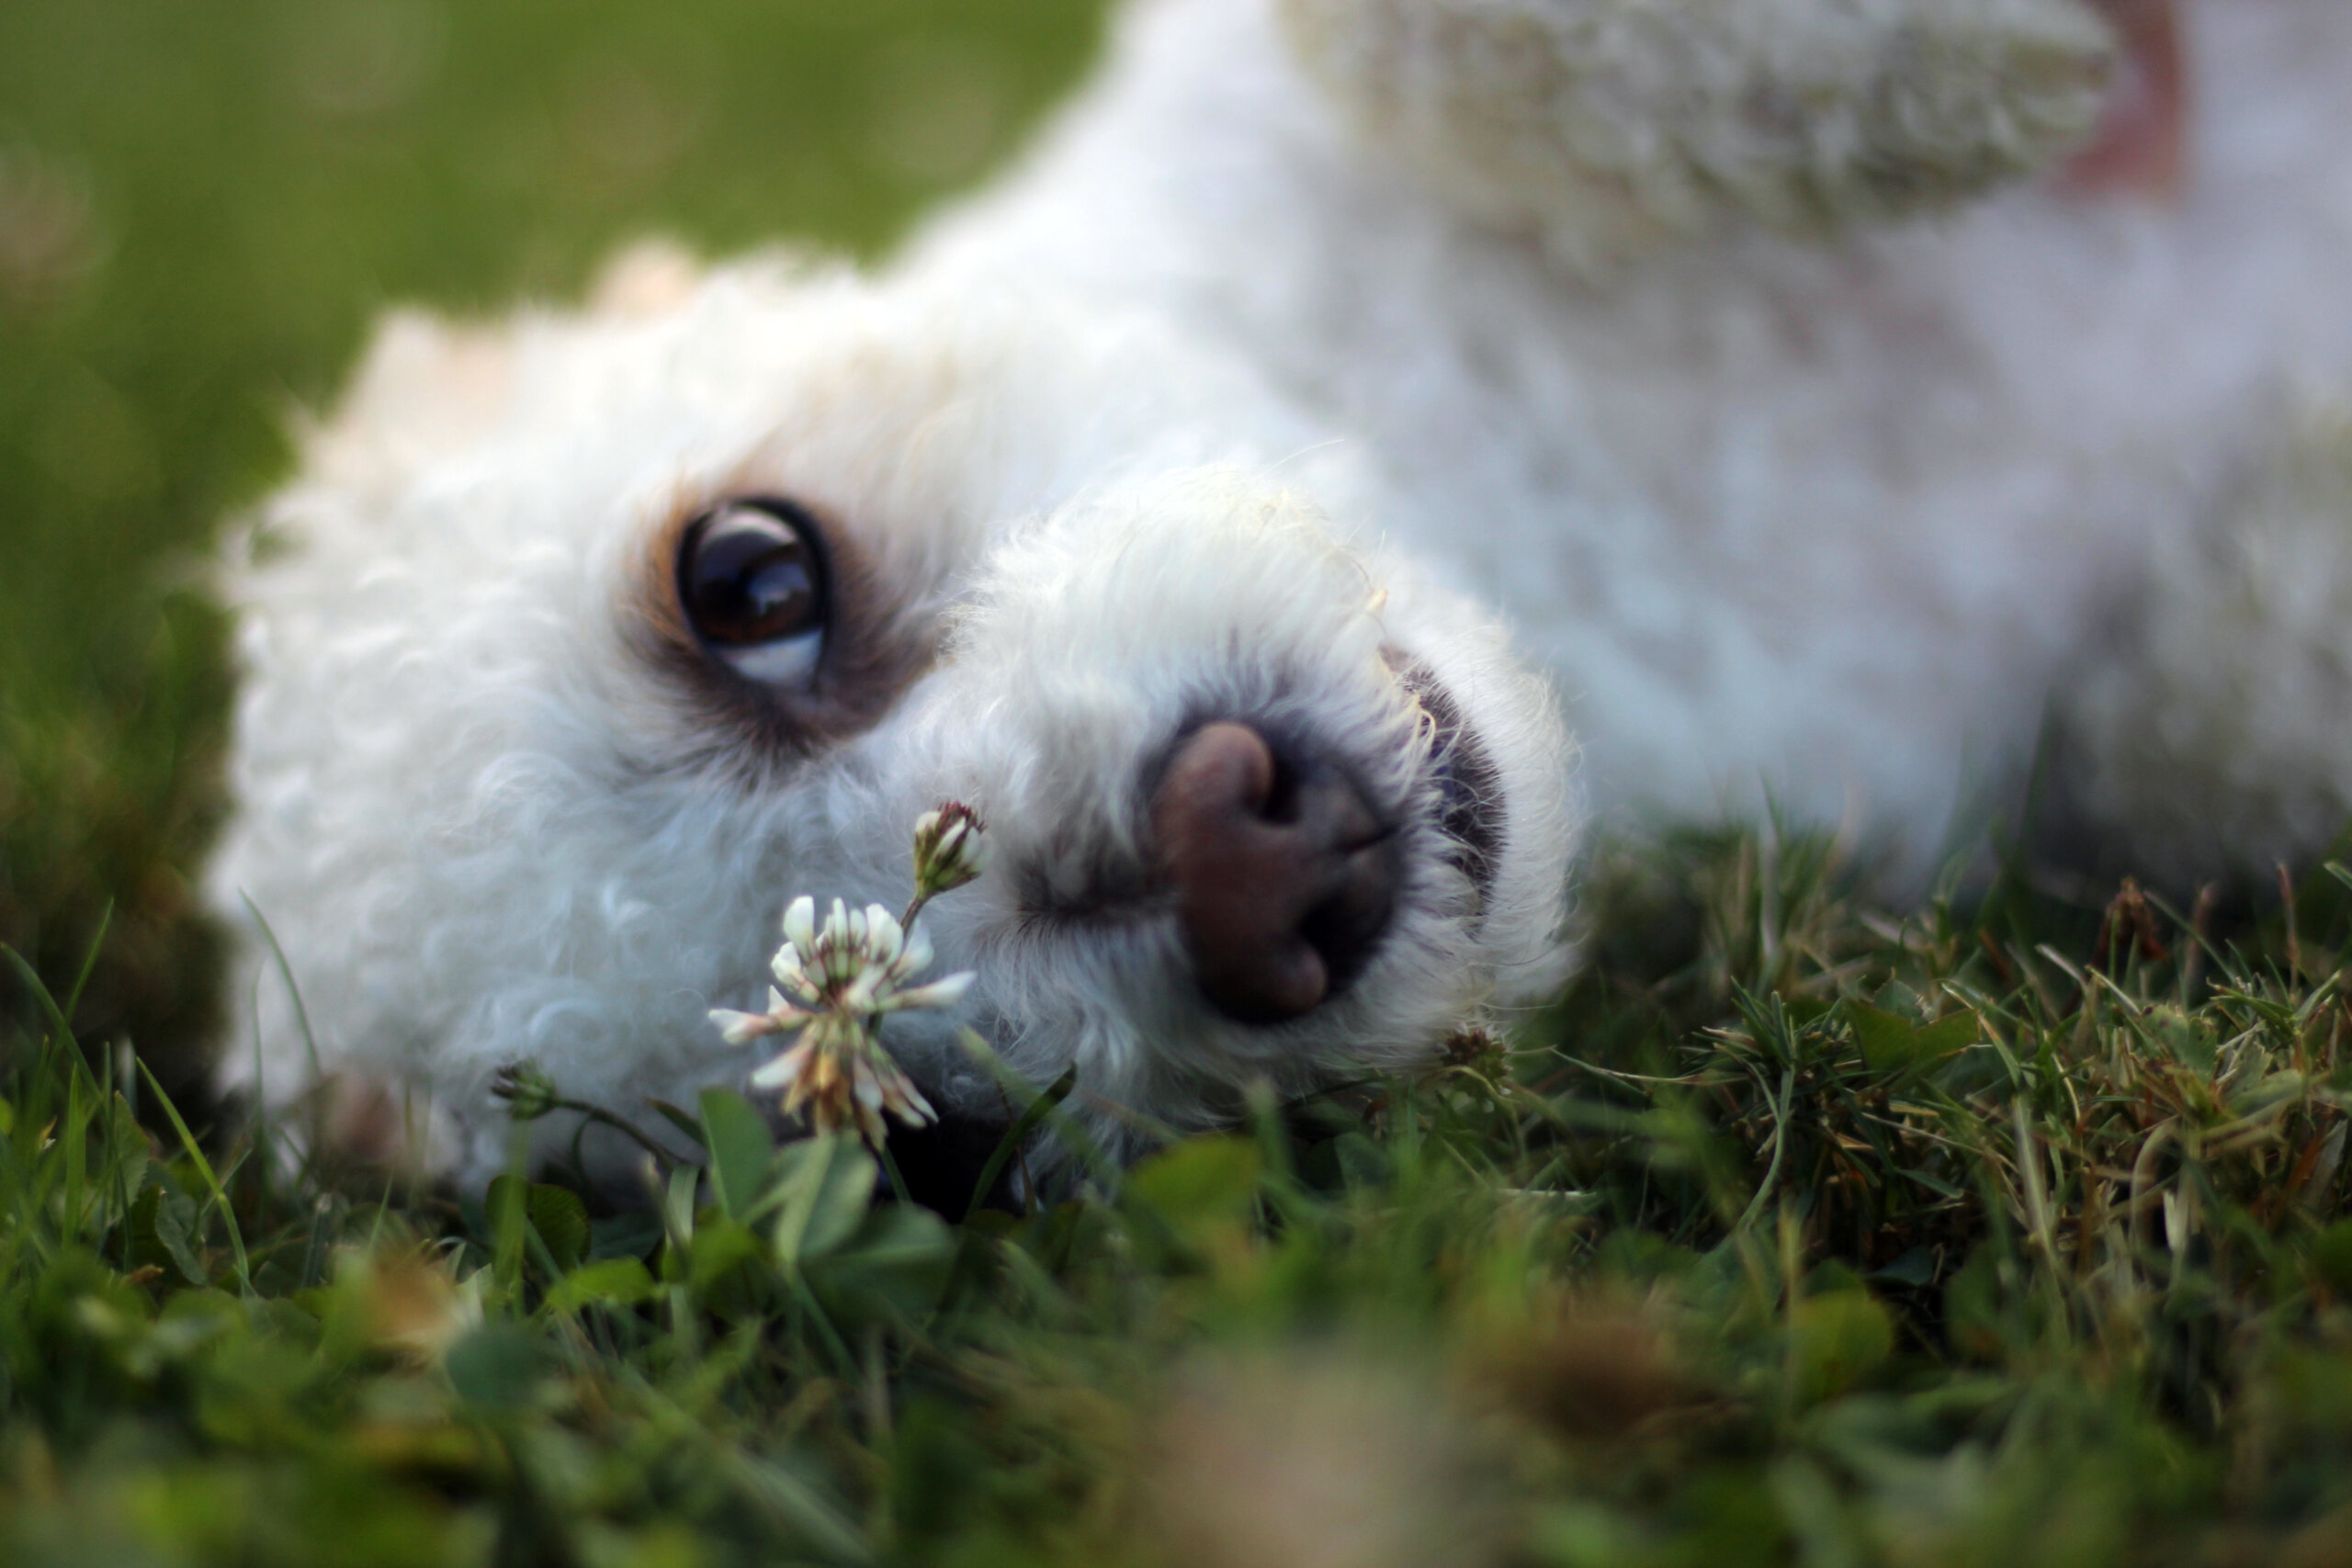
[1149,667,1501,1026]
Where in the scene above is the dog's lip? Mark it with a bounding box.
[1387,654,1503,905]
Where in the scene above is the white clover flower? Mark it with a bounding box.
[770,897,975,1018]
[742,1010,938,1148]
[710,807,989,1146]
[709,893,974,1145]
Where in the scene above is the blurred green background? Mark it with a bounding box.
[0,0,1111,1093]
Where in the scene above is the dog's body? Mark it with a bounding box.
[209,0,2352,1181]
[931,0,2352,870]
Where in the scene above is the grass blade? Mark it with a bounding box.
[138,1057,251,1294]
[962,1063,1076,1222]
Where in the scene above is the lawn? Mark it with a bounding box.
[6,5,2352,1566]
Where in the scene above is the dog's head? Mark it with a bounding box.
[209,252,1579,1181]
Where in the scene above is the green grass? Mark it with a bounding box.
[10,6,2352,1564]
[7,828,2352,1565]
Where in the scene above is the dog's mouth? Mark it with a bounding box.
[1389,656,1504,906]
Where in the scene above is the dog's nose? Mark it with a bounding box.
[1150,720,1401,1023]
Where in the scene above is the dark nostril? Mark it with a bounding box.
[1149,720,1402,1024]
[1260,744,1302,824]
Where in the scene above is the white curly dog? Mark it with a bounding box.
[208,0,2352,1184]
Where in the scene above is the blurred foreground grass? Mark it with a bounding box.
[8,827,2352,1566]
[0,0,1108,1091]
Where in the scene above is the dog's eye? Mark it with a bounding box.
[678,500,829,687]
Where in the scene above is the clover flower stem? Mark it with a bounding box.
[898,890,932,934]
[495,1073,682,1172]
[561,1100,684,1172]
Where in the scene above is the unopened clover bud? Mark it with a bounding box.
[491,1060,561,1122]
[912,802,989,898]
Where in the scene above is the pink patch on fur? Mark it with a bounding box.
[2064,0,2189,198]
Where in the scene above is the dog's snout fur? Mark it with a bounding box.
[1151,719,1403,1023]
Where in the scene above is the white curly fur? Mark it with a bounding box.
[210,0,2352,1182]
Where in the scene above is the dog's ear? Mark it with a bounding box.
[1278,0,2120,267]
[586,238,705,319]
[299,242,707,490]
[300,307,520,489]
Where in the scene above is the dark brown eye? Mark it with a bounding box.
[678,500,829,687]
